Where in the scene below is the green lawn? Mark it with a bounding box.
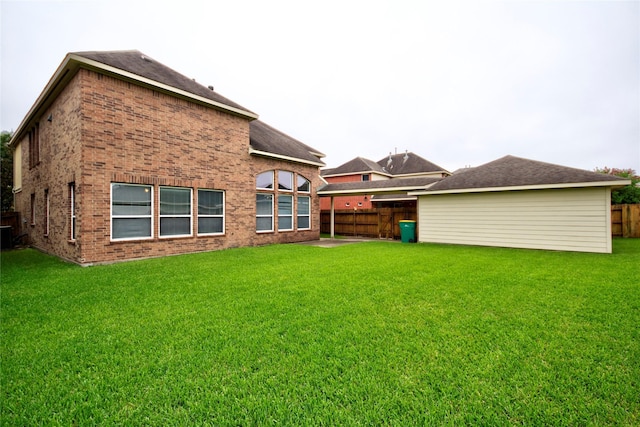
[2,240,639,425]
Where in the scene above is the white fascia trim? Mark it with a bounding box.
[409,180,633,196]
[70,55,259,120]
[249,147,325,167]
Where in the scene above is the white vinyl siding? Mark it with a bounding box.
[418,187,612,253]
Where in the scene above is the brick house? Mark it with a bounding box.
[319,151,449,210]
[10,50,325,265]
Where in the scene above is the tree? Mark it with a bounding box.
[594,167,640,204]
[1,131,14,212]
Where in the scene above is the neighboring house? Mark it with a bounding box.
[10,50,325,265]
[410,155,631,253]
[320,151,449,210]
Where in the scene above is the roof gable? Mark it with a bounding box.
[377,152,448,176]
[323,157,388,176]
[426,155,629,192]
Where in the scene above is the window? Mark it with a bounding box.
[44,189,50,236]
[111,183,152,240]
[257,171,274,190]
[297,196,310,230]
[30,193,35,225]
[70,183,76,240]
[29,123,40,168]
[362,174,370,182]
[297,176,310,192]
[160,187,192,237]
[256,194,273,232]
[278,171,293,191]
[198,189,224,235]
[278,195,293,231]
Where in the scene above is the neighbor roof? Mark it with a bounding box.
[415,155,630,194]
[322,157,388,177]
[377,152,449,176]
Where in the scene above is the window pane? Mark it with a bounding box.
[298,196,310,215]
[198,190,223,215]
[297,176,310,192]
[160,187,191,215]
[278,171,293,191]
[257,171,274,189]
[112,184,151,216]
[113,218,151,239]
[160,217,190,236]
[256,217,272,231]
[297,216,310,229]
[198,217,223,234]
[256,194,273,215]
[278,216,293,230]
[278,195,293,215]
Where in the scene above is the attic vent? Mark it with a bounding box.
[387,152,393,168]
[208,85,214,91]
[141,55,153,63]
[403,150,409,163]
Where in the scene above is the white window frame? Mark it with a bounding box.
[159,186,193,238]
[278,171,294,192]
[297,175,310,193]
[70,183,76,240]
[197,189,225,236]
[278,194,294,231]
[256,193,274,233]
[44,189,50,236]
[257,171,274,190]
[297,195,311,230]
[111,183,153,241]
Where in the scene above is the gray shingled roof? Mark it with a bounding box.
[318,176,441,194]
[250,120,325,165]
[322,157,388,176]
[73,50,254,114]
[427,155,628,192]
[377,152,449,175]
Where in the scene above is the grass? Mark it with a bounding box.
[1,240,639,426]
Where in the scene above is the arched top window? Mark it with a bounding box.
[256,171,274,190]
[278,171,294,191]
[297,175,310,193]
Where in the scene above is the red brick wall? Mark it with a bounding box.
[319,174,373,210]
[16,69,320,265]
[14,76,83,263]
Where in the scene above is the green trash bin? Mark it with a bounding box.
[399,220,416,243]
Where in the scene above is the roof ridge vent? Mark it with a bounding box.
[403,150,409,163]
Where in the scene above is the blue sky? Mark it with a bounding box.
[1,0,638,172]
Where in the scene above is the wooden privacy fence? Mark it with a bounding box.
[611,204,640,238]
[0,212,21,238]
[321,207,417,239]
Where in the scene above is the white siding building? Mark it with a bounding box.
[411,156,630,253]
